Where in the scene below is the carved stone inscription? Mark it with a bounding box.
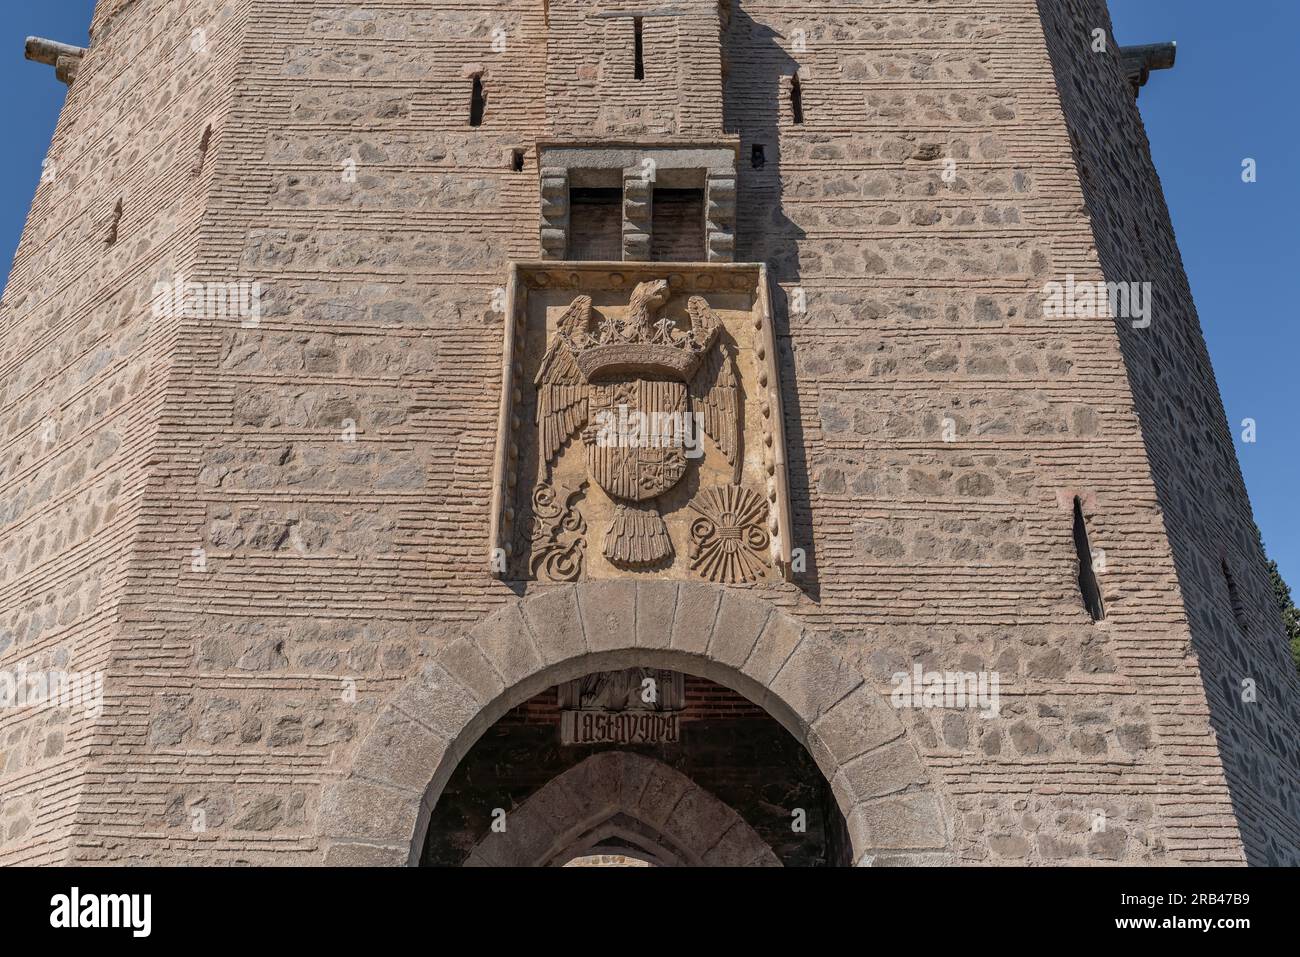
[561,712,680,746]
[558,668,685,746]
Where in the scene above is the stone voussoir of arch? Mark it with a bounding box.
[317,581,953,867]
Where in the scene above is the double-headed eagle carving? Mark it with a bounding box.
[535,280,739,567]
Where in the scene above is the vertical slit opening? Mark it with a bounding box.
[106,199,124,246]
[511,148,525,172]
[197,124,212,171]
[1222,560,1248,633]
[469,75,486,127]
[633,17,644,80]
[751,144,766,169]
[790,73,804,124]
[1072,497,1105,622]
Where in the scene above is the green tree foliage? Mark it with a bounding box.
[1268,558,1300,675]
[1258,528,1300,674]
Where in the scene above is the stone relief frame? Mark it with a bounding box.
[488,261,794,582]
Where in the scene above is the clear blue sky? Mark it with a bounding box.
[1,2,1295,586]
[1109,0,1299,590]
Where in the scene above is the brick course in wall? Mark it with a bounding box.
[0,0,1294,866]
[0,0,248,863]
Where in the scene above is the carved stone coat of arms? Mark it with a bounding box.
[534,279,742,569]
[489,265,793,585]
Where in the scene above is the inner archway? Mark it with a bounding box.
[426,686,823,865]
[453,751,785,867]
[318,582,953,866]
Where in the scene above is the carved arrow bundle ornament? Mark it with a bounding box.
[688,485,771,583]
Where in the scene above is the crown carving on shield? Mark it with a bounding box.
[561,280,720,382]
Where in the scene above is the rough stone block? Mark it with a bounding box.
[841,740,929,802]
[770,637,865,728]
[558,765,617,826]
[577,580,637,654]
[520,586,587,666]
[436,636,505,707]
[392,662,481,747]
[701,823,766,867]
[741,612,803,686]
[812,686,906,766]
[708,591,771,668]
[471,604,543,688]
[665,785,734,852]
[847,793,949,852]
[634,764,691,828]
[322,841,408,867]
[349,708,448,794]
[669,584,721,656]
[635,580,678,648]
[319,777,419,845]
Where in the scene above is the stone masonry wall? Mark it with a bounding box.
[1039,0,1300,865]
[545,0,724,138]
[0,0,247,863]
[0,0,1284,865]
[63,0,553,865]
[723,0,1245,863]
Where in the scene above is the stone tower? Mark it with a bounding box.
[1,0,1296,866]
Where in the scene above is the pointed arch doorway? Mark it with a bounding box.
[462,752,782,867]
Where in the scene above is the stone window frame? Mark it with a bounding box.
[537,139,737,263]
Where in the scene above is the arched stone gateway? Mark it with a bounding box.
[318,582,953,867]
[465,752,781,867]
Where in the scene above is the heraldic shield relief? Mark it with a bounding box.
[490,264,793,585]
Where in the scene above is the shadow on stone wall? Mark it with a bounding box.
[724,4,818,600]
